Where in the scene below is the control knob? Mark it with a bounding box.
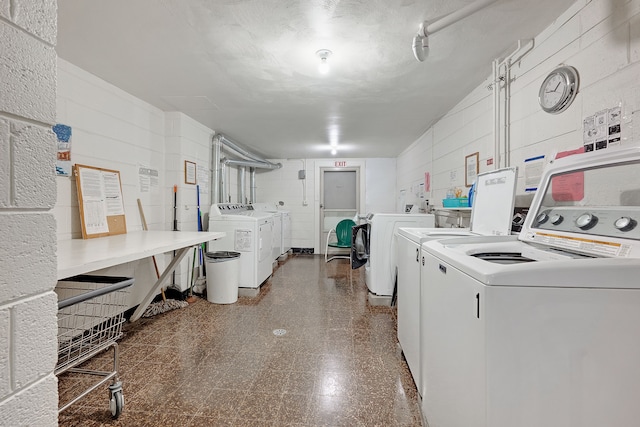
[550,214,563,225]
[535,212,549,225]
[576,213,598,230]
[614,217,637,232]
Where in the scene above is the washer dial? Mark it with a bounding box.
[576,213,598,230]
[550,214,564,225]
[535,212,549,225]
[614,217,636,232]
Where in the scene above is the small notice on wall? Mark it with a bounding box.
[53,124,72,176]
[524,155,545,192]
[138,165,159,194]
[197,164,209,195]
[583,106,622,152]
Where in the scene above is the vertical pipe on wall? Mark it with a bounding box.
[493,58,501,169]
[211,134,221,204]
[492,40,532,169]
[501,40,533,168]
[220,161,227,203]
[238,166,246,203]
[250,167,256,204]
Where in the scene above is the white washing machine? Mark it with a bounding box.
[396,167,518,395]
[251,203,292,259]
[208,203,274,295]
[421,146,640,427]
[352,213,435,304]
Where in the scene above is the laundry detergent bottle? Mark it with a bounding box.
[468,182,476,207]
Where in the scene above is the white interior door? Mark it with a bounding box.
[320,168,359,254]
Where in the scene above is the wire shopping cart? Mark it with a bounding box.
[55,275,134,419]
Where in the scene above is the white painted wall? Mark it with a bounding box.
[398,0,640,215]
[56,60,217,299]
[256,158,396,251]
[0,1,59,425]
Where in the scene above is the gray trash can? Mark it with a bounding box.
[205,251,240,304]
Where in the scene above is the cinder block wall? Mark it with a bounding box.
[397,0,640,211]
[0,1,59,425]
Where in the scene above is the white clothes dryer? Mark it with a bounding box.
[421,147,640,427]
[208,203,274,296]
[396,167,518,395]
[352,212,435,305]
[251,203,292,259]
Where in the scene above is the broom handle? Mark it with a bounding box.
[137,199,166,302]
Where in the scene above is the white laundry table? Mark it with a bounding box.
[57,230,225,321]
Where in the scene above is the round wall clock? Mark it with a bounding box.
[538,65,579,114]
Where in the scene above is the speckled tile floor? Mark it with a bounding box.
[57,254,422,426]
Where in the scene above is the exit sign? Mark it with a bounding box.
[335,161,346,167]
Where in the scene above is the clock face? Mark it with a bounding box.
[538,66,579,114]
[540,73,567,109]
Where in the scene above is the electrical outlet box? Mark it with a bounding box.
[298,170,306,179]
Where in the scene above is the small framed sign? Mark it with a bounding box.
[184,160,196,184]
[465,152,479,187]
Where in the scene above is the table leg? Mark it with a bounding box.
[129,246,192,322]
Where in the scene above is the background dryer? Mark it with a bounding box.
[352,212,435,305]
[208,203,274,296]
[251,203,292,261]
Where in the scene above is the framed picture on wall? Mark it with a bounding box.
[465,152,479,187]
[184,160,196,184]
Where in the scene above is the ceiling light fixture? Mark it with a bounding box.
[316,49,332,74]
[331,148,337,155]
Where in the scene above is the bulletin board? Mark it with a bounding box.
[73,164,127,239]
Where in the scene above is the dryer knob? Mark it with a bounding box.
[614,217,636,232]
[576,213,598,230]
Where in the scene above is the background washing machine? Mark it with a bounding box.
[251,203,292,260]
[352,212,435,305]
[396,167,518,394]
[208,203,274,296]
[421,147,640,427]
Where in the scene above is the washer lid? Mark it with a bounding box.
[469,167,518,236]
[397,227,474,244]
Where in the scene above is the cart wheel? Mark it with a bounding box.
[110,390,124,419]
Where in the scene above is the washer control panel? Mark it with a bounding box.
[532,207,640,240]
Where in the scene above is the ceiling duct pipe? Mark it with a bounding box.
[249,168,256,204]
[221,157,281,170]
[217,133,282,169]
[238,166,246,204]
[413,0,500,62]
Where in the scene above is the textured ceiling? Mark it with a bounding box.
[56,0,576,159]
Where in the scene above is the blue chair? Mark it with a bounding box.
[325,219,356,262]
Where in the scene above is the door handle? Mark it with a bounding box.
[416,248,419,262]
